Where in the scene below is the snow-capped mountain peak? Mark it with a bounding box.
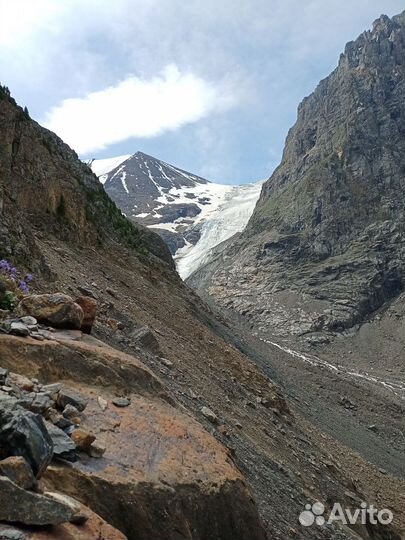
[89,152,262,278]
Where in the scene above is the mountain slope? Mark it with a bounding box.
[190,11,405,341]
[90,152,262,277]
[3,84,404,539]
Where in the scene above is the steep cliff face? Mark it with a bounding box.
[191,12,405,338]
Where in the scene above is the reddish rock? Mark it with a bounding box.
[18,294,83,330]
[70,429,96,451]
[74,296,97,334]
[0,335,266,540]
[0,456,36,489]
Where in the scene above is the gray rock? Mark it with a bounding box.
[131,326,160,354]
[62,403,81,419]
[0,476,75,525]
[0,367,9,385]
[20,316,37,326]
[0,396,53,478]
[57,388,88,412]
[45,422,77,462]
[201,406,219,424]
[0,526,27,540]
[77,285,97,299]
[9,322,30,337]
[112,397,130,408]
[30,393,54,414]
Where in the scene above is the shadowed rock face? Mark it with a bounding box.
[189,12,405,339]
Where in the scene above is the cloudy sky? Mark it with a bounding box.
[0,0,403,183]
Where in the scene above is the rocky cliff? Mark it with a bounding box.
[190,12,405,340]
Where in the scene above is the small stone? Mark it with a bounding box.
[131,326,160,354]
[0,367,9,385]
[20,316,37,326]
[201,406,219,424]
[88,441,106,458]
[188,388,198,399]
[45,422,77,462]
[77,286,97,299]
[70,428,96,451]
[41,383,63,398]
[112,397,130,408]
[57,389,88,412]
[160,357,173,368]
[62,404,81,419]
[367,424,378,432]
[0,456,36,490]
[97,396,108,411]
[9,322,30,337]
[6,372,35,392]
[47,409,72,430]
[30,393,53,414]
[0,527,27,539]
[106,288,118,298]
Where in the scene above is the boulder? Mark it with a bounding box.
[0,395,53,478]
[18,294,84,330]
[74,296,97,334]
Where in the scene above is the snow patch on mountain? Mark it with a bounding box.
[89,152,262,279]
[88,154,131,183]
[175,181,262,279]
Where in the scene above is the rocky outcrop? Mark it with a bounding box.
[0,333,266,540]
[190,12,405,340]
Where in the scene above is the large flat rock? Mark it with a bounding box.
[0,335,265,540]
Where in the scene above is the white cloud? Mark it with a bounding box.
[42,64,236,155]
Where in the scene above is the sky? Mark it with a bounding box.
[0,1,403,184]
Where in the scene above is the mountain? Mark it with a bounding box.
[89,152,262,278]
[190,12,405,342]
[3,82,404,540]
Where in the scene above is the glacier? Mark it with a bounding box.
[175,181,262,279]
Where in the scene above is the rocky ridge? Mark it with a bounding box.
[189,12,405,342]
